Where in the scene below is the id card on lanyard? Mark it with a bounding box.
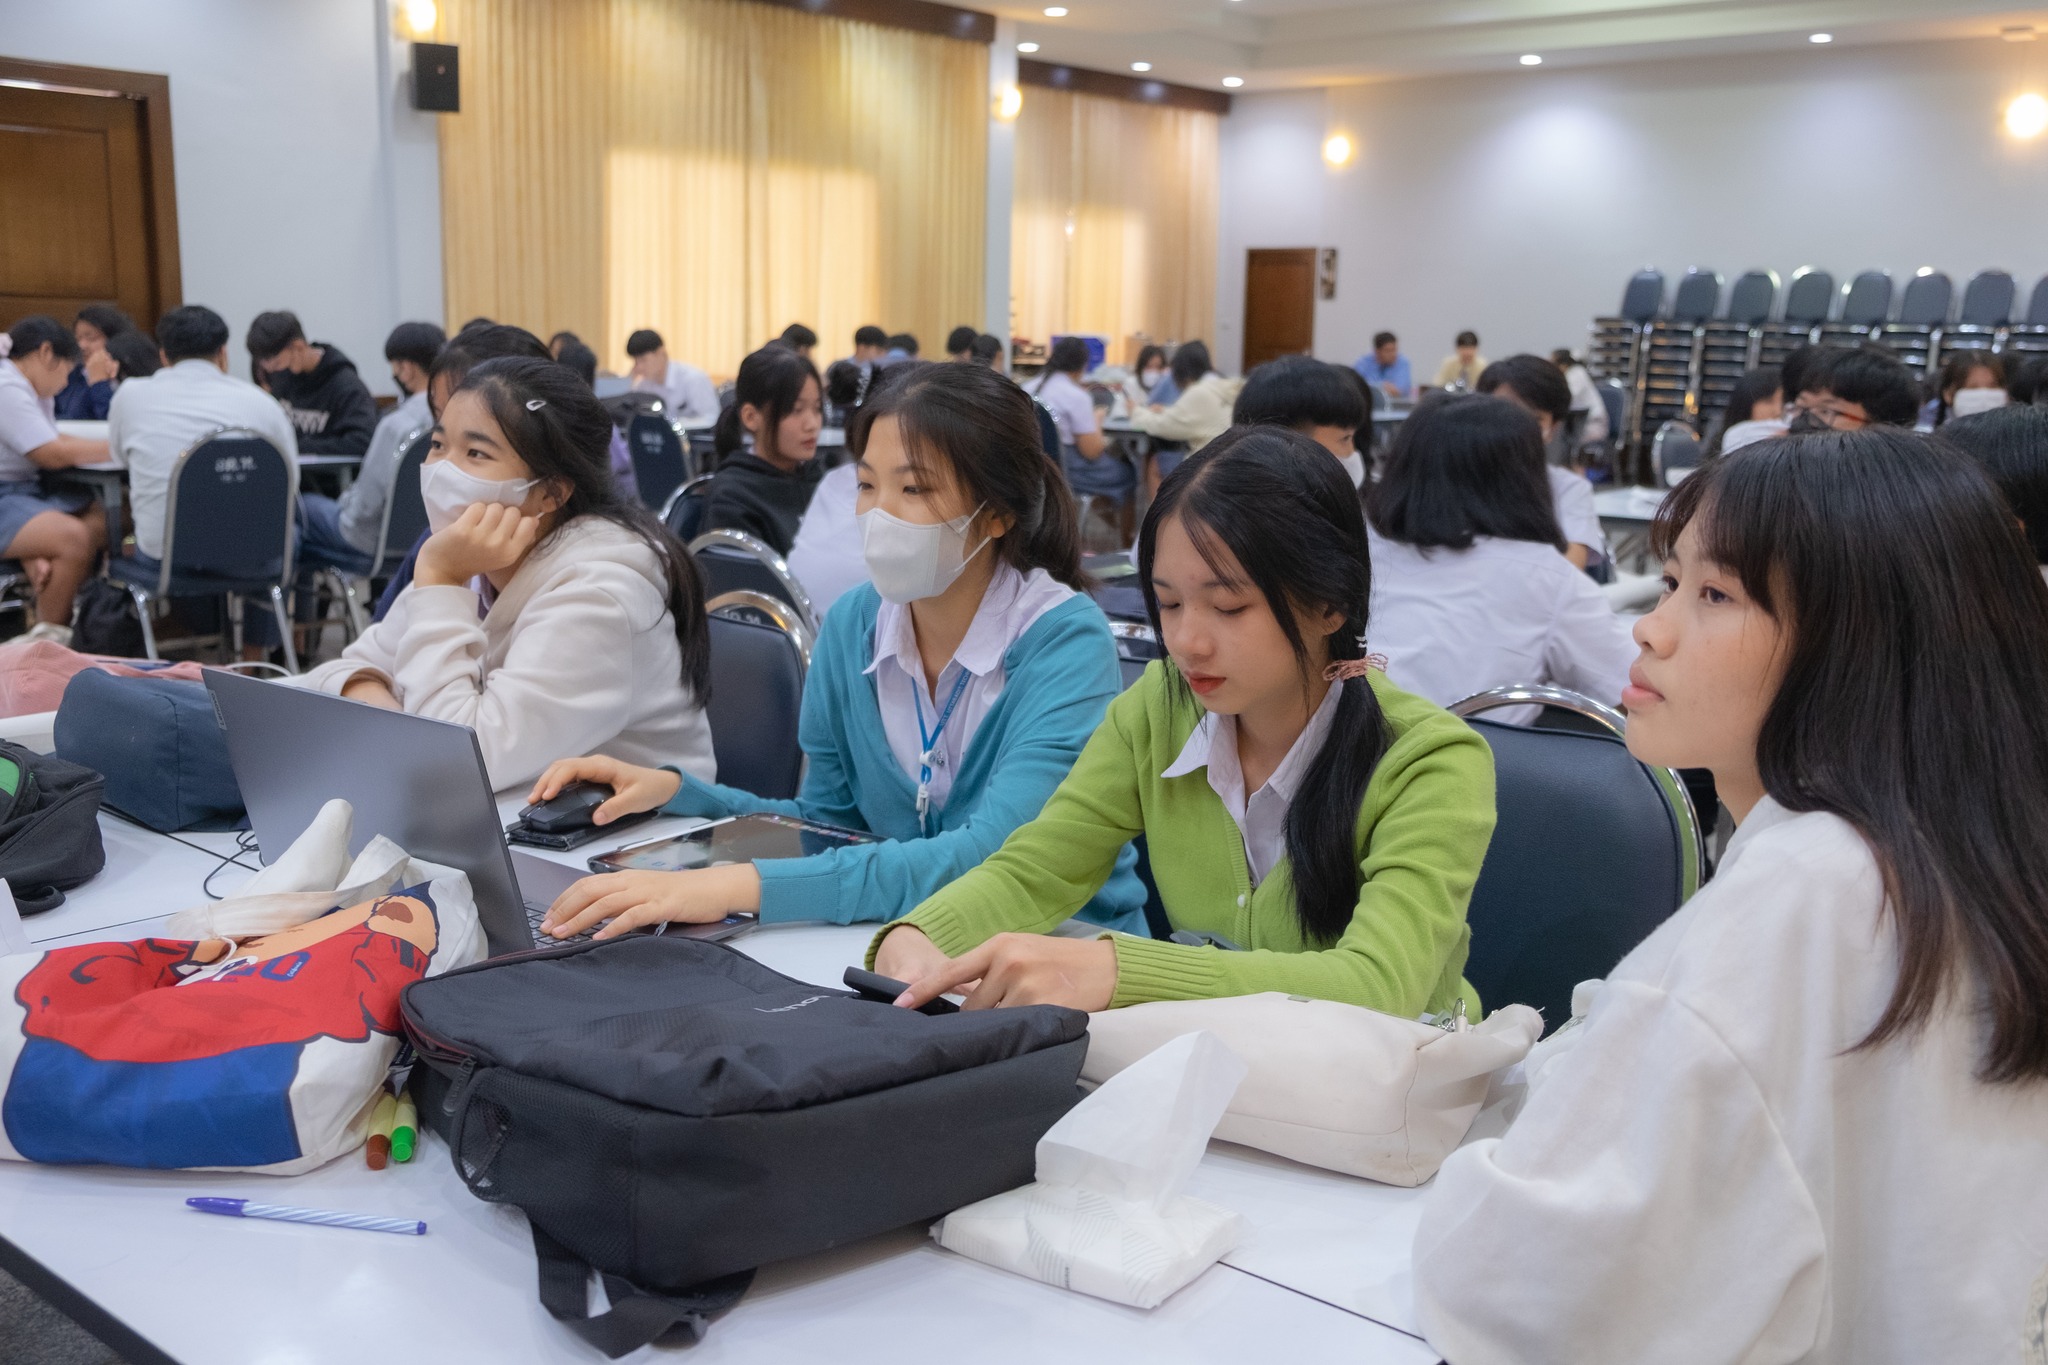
[914,667,973,835]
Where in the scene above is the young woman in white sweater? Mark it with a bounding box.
[300,357,715,790]
[1414,426,2048,1365]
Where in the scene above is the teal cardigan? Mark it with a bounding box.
[664,583,1148,931]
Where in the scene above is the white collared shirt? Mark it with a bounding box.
[630,361,719,423]
[107,359,301,559]
[867,562,1076,812]
[786,462,866,619]
[1366,528,1637,717]
[1160,680,1344,886]
[0,360,58,483]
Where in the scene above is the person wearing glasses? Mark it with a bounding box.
[1786,346,1919,432]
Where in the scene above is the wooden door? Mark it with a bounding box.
[0,63,179,331]
[1242,247,1316,370]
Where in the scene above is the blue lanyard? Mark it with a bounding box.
[913,667,973,833]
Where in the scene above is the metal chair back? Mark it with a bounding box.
[158,430,296,593]
[1651,420,1703,487]
[1896,271,1953,328]
[1839,270,1892,326]
[1451,685,1703,1035]
[1619,268,1666,323]
[626,412,689,513]
[374,427,433,574]
[1671,269,1720,323]
[1958,270,2015,327]
[662,474,717,544]
[705,595,810,800]
[689,528,819,636]
[1725,270,1778,324]
[1783,268,1835,323]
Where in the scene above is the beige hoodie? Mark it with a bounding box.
[298,515,715,791]
[1128,373,1245,452]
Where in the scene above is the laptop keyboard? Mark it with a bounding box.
[524,897,596,946]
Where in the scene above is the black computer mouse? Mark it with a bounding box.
[519,781,613,833]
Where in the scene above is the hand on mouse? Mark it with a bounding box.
[527,756,681,825]
[540,864,762,939]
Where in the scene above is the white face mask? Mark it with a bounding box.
[420,458,541,534]
[1140,368,1164,388]
[859,502,989,604]
[1951,387,2009,418]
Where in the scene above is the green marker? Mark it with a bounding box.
[391,1093,418,1164]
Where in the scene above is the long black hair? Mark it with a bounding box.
[1368,392,1564,551]
[1139,425,1391,945]
[1933,351,2005,427]
[1654,428,2048,1083]
[850,360,1087,591]
[1169,339,1214,391]
[715,344,820,464]
[1939,403,2048,564]
[454,357,711,701]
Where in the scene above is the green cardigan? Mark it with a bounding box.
[872,662,1496,1016]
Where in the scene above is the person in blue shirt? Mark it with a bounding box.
[530,360,1148,938]
[1355,331,1413,401]
[53,303,138,420]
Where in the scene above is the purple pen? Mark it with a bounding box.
[186,1197,426,1236]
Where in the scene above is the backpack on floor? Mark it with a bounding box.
[0,739,105,915]
[402,936,1087,1356]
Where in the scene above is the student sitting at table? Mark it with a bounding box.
[1476,354,1602,569]
[1355,331,1413,402]
[1233,354,1366,487]
[1126,339,1242,478]
[301,320,446,573]
[54,303,137,420]
[106,330,161,386]
[530,361,1147,939]
[1414,427,2048,1365]
[1700,364,1784,458]
[624,328,718,423]
[1365,393,1635,712]
[247,311,380,456]
[1787,344,1920,432]
[869,426,1495,1016]
[110,302,303,587]
[699,343,824,557]
[1123,344,1169,411]
[298,357,715,790]
[0,316,111,646]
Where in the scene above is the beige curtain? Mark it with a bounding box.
[437,0,987,376]
[1011,87,1218,364]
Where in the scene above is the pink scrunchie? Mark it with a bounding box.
[1323,655,1386,683]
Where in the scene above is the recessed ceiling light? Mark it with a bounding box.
[1131,61,1152,72]
[2008,92,2048,138]
[1017,42,1039,52]
[1043,6,1066,16]
[1323,133,1354,166]
[1222,76,1244,88]
[1809,32,1833,43]
[1519,53,1542,66]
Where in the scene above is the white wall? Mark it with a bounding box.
[1,0,443,398]
[1215,40,2048,376]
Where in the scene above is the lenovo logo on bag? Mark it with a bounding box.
[755,995,828,1014]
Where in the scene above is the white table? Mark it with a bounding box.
[0,810,1444,1363]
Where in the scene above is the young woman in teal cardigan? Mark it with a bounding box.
[531,362,1146,938]
[876,425,1497,1017]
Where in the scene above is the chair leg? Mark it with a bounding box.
[336,572,367,642]
[270,585,300,674]
[227,595,244,661]
[123,584,159,660]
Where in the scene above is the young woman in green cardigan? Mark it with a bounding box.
[877,424,1498,1016]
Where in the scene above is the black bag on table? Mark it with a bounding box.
[0,739,106,915]
[401,936,1087,1357]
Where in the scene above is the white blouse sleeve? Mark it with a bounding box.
[1413,979,1828,1365]
[1543,570,1639,708]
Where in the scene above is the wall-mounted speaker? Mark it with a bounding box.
[411,42,459,113]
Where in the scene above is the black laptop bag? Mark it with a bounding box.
[0,739,105,915]
[402,935,1087,1356]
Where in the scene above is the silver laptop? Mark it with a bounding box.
[204,670,673,957]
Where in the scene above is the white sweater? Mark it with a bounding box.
[299,516,716,791]
[1414,797,2048,1365]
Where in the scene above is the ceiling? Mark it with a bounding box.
[986,1,2048,93]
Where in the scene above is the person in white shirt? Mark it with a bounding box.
[1415,425,2048,1365]
[1477,354,1604,569]
[1548,348,1610,446]
[1364,393,1635,713]
[298,356,714,791]
[623,328,718,423]
[523,360,1146,939]
[108,305,301,567]
[0,316,111,645]
[1232,354,1367,488]
[785,460,866,620]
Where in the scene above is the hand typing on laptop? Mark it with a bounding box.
[539,862,763,941]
